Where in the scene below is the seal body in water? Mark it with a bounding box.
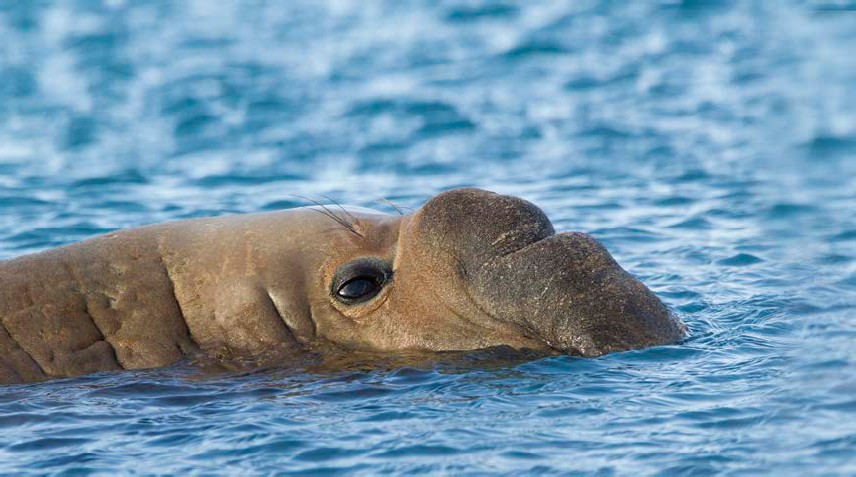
[0,188,685,384]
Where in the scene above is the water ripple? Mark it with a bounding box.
[0,0,855,474]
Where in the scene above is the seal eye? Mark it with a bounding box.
[337,277,381,301]
[331,257,392,305]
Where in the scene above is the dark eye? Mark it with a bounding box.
[331,257,392,305]
[337,276,381,301]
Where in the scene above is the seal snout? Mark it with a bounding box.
[412,188,685,356]
[469,231,685,356]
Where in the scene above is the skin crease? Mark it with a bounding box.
[0,188,685,384]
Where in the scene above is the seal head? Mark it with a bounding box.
[313,188,685,357]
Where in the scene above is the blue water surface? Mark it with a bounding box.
[1,0,855,474]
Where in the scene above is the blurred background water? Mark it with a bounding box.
[0,0,854,474]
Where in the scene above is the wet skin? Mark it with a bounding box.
[0,188,685,384]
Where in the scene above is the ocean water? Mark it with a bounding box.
[1,0,855,474]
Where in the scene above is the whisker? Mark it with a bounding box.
[308,207,362,236]
[376,198,412,215]
[321,194,359,224]
[287,194,363,238]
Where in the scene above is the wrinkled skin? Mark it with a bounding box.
[0,188,685,384]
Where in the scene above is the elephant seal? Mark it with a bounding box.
[0,188,685,384]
